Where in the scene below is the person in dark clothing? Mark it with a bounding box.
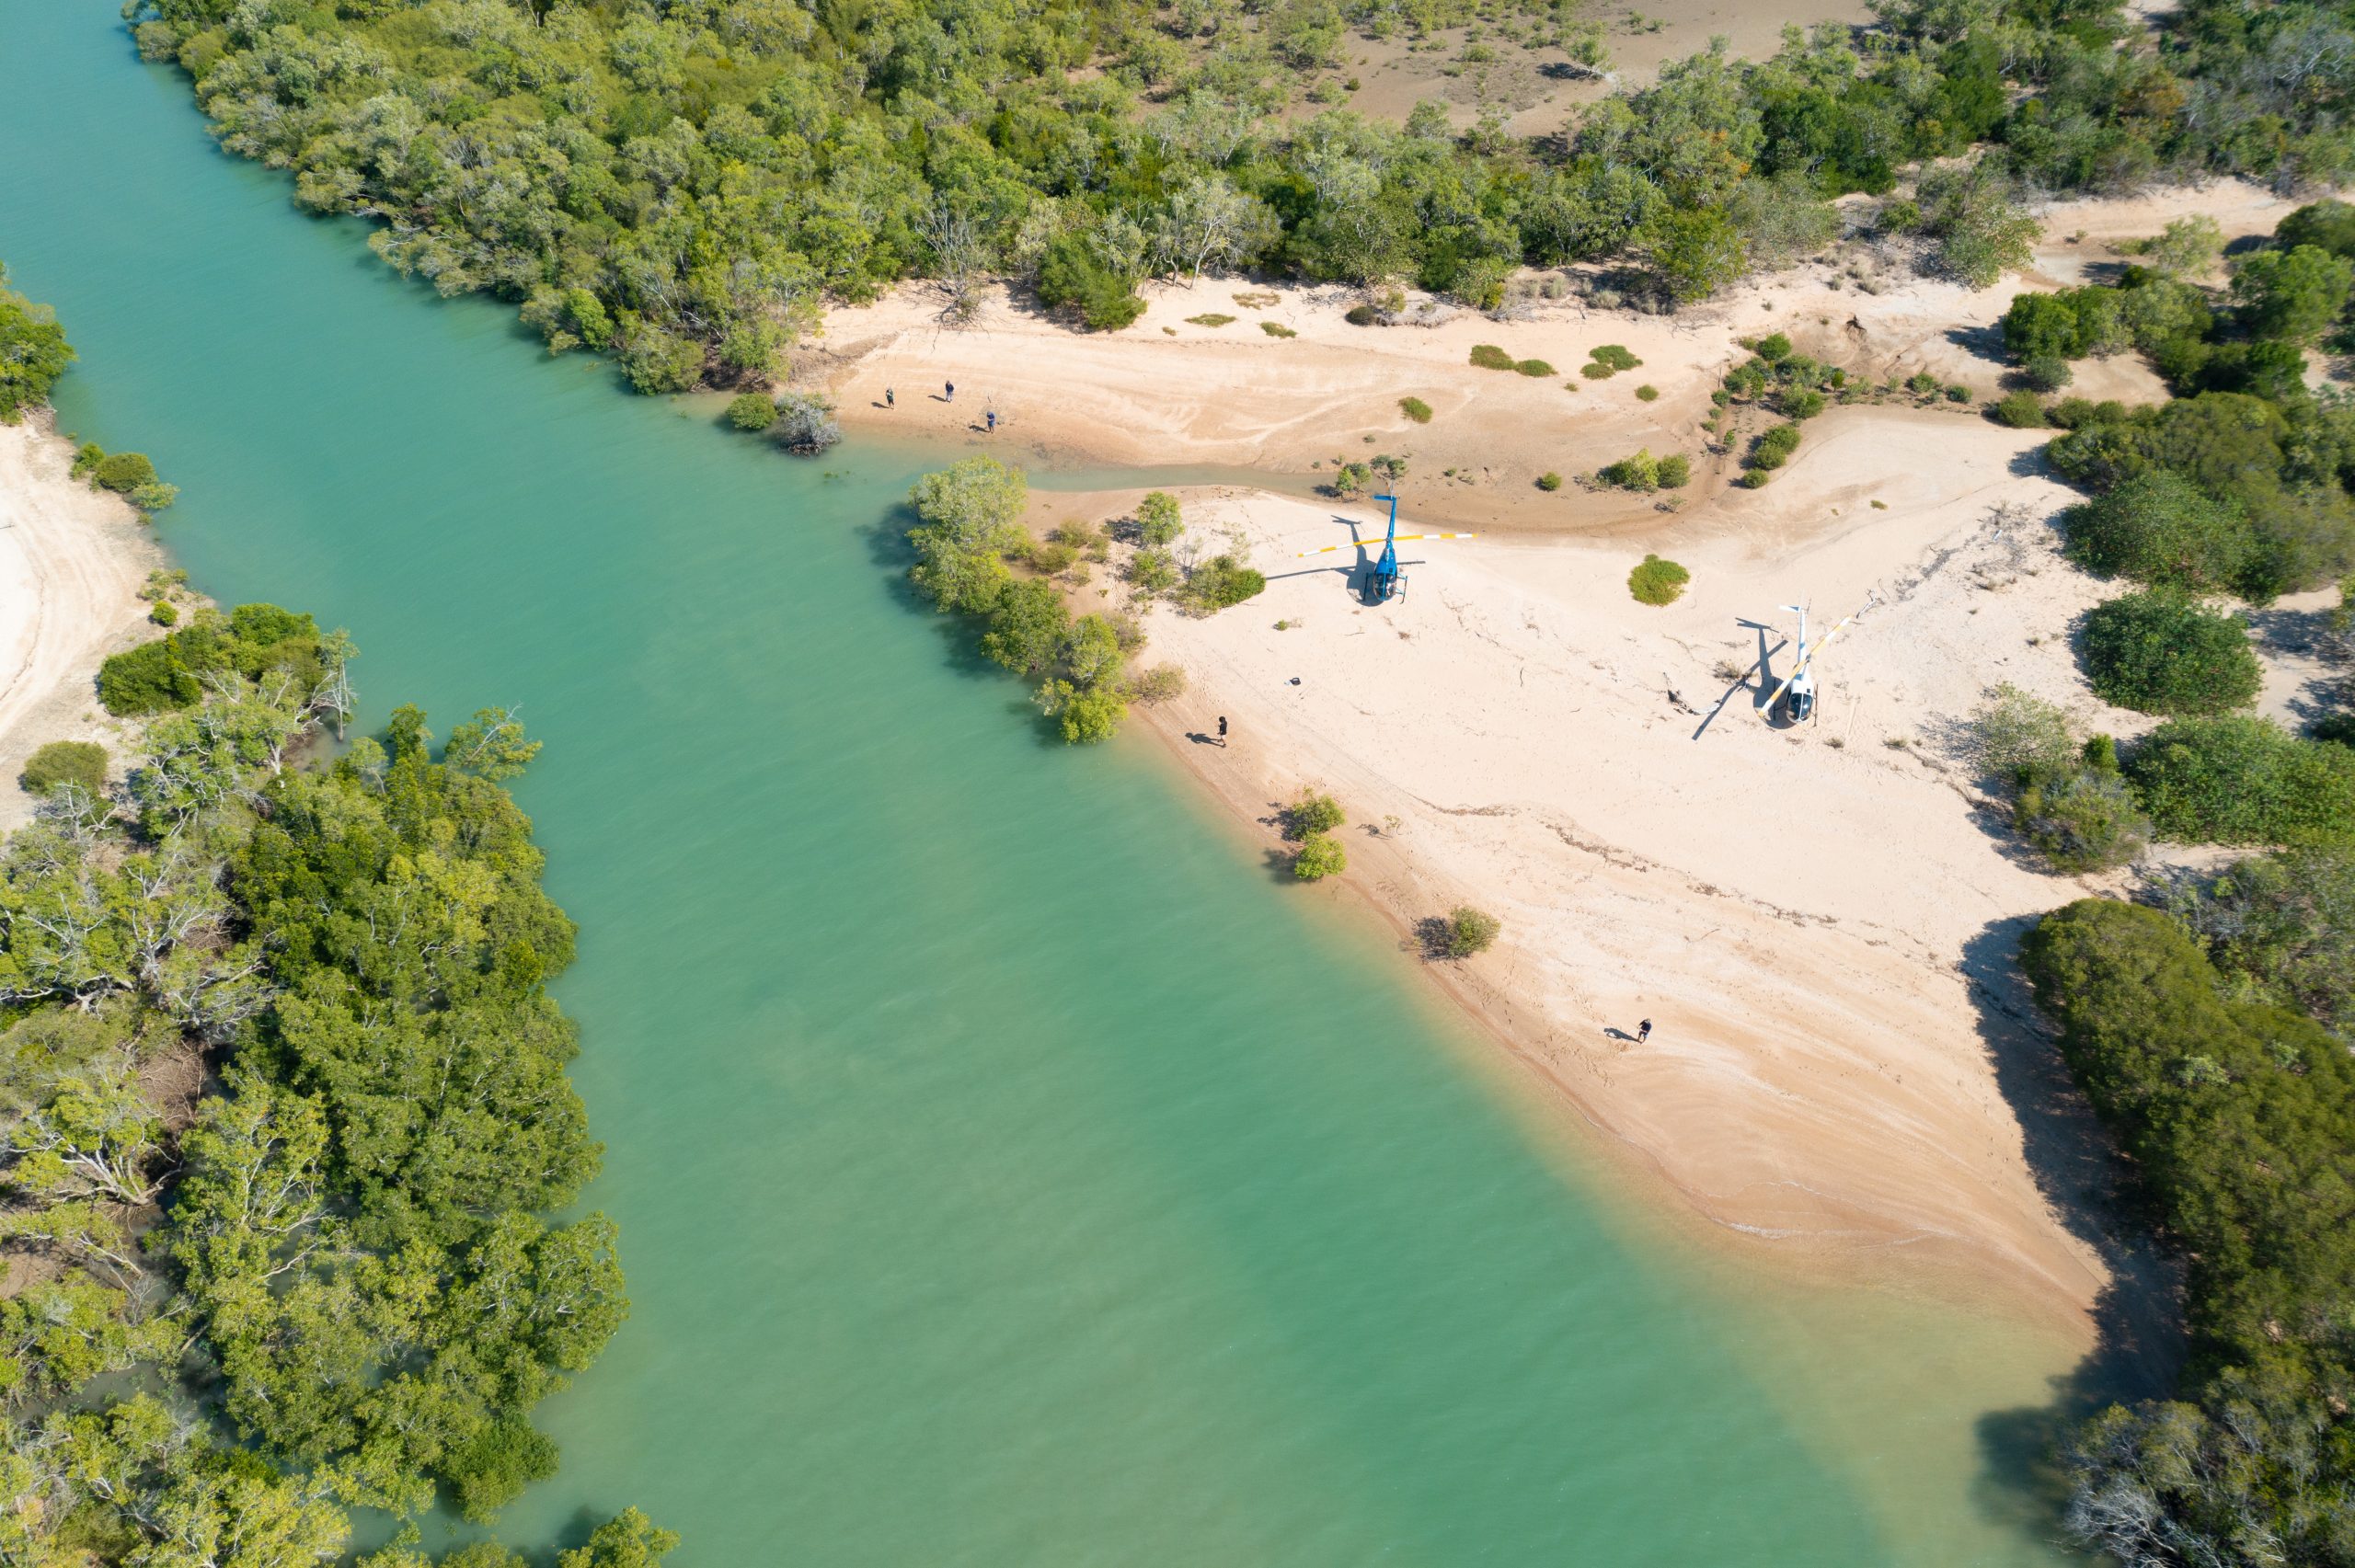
[986,409,996,432]
[1636,1018,1652,1045]
[945,380,955,403]
[885,387,894,408]
[1216,716,1228,747]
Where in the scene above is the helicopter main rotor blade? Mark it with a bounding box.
[1763,606,1869,710]
[1292,532,1477,558]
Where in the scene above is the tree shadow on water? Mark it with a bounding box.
[1959,916,2186,1543]
[858,504,1015,688]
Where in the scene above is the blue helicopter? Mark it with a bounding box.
[1294,493,1476,605]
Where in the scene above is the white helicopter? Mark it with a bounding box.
[1763,595,1877,723]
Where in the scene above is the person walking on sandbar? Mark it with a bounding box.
[986,409,997,433]
[1637,1018,1652,1046]
[1216,716,1228,747]
[945,380,955,403]
[885,387,894,408]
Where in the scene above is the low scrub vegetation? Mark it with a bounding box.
[1993,389,2047,428]
[2082,591,2260,715]
[1627,555,1689,606]
[69,441,176,513]
[1747,424,1802,472]
[2125,715,2355,846]
[1293,833,1347,880]
[1428,905,1501,958]
[1581,345,1641,380]
[1967,684,2149,873]
[18,738,105,797]
[98,603,333,717]
[1598,450,1689,492]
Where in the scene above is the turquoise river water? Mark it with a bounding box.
[1,7,2093,1563]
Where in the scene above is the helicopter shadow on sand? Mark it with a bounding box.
[1692,621,1795,738]
[1262,513,1433,604]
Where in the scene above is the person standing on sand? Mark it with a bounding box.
[885,387,894,408]
[986,409,996,433]
[1637,1018,1652,1046]
[1217,716,1228,747]
[945,380,955,403]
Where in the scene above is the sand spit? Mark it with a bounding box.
[0,417,166,831]
[813,179,2328,1327]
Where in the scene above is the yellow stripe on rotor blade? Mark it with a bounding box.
[1292,532,1478,557]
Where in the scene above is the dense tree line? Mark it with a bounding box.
[2022,899,2355,1567]
[0,610,669,1566]
[122,0,2349,387]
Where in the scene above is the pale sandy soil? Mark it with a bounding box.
[0,417,166,831]
[813,181,2299,537]
[815,179,2326,1330]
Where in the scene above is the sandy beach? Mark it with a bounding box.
[0,416,165,830]
[810,178,2322,1333]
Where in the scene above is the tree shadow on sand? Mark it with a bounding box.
[1959,916,2187,1541]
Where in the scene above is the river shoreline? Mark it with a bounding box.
[0,413,167,830]
[810,177,2314,1341]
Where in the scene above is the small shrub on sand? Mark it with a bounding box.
[1433,905,1501,957]
[1283,790,1347,839]
[2023,355,2073,393]
[1749,423,1801,470]
[1399,396,1433,423]
[1601,449,1687,491]
[1776,386,1826,420]
[1186,313,1237,326]
[21,740,106,797]
[1994,389,2047,428]
[1469,344,1516,371]
[1514,358,1555,376]
[1124,666,1187,704]
[1635,383,1659,401]
[1536,471,1562,491]
[149,600,178,626]
[1345,303,1379,326]
[1293,832,1347,880]
[1180,554,1267,612]
[1628,554,1690,605]
[1259,321,1297,338]
[1589,344,1641,372]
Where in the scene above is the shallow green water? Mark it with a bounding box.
[1,9,2077,1563]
